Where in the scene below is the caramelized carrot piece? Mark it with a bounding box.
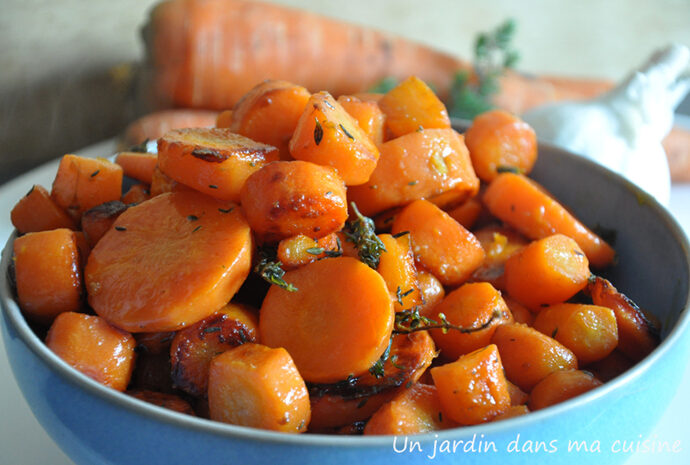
[170,303,259,396]
[378,76,451,138]
[431,344,511,425]
[392,199,485,287]
[46,312,136,391]
[149,165,193,197]
[240,160,348,242]
[348,128,479,217]
[115,152,158,185]
[416,270,445,315]
[377,233,422,312]
[503,295,535,326]
[533,303,618,365]
[121,183,151,205]
[128,390,196,416]
[277,233,340,270]
[309,330,435,429]
[260,257,394,383]
[51,155,123,220]
[229,79,311,159]
[446,197,484,230]
[85,191,252,333]
[506,380,529,406]
[208,343,310,433]
[504,234,590,310]
[464,109,538,182]
[585,350,634,382]
[11,185,77,234]
[13,229,82,324]
[337,95,385,145]
[492,323,578,391]
[471,225,528,290]
[289,91,380,185]
[157,128,279,201]
[80,201,128,248]
[528,370,602,411]
[429,282,513,360]
[483,173,615,268]
[364,383,457,435]
[587,276,660,361]
[122,109,219,146]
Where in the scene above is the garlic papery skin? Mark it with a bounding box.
[522,44,690,207]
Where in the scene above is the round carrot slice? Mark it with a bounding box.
[259,256,394,383]
[85,191,252,333]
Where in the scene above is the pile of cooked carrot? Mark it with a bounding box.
[10,76,660,435]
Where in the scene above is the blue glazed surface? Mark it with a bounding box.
[2,138,689,465]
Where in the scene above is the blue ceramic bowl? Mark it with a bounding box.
[2,141,689,465]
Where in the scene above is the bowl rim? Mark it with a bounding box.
[2,138,690,448]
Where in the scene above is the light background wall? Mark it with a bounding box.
[1,0,689,184]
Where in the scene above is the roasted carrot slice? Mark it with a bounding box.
[308,330,435,429]
[85,190,252,333]
[208,343,310,433]
[364,383,457,435]
[483,172,615,268]
[260,256,394,383]
[170,303,259,396]
[348,128,479,217]
[240,160,348,241]
[492,323,578,391]
[289,91,380,185]
[11,185,77,234]
[128,390,196,416]
[378,76,451,138]
[392,199,485,287]
[533,303,618,365]
[504,234,590,310]
[586,276,660,361]
[46,312,136,391]
[431,344,511,425]
[428,282,513,360]
[13,228,82,324]
[277,233,340,270]
[51,154,123,220]
[80,201,128,248]
[115,152,158,185]
[464,109,538,182]
[229,79,311,159]
[157,128,279,201]
[377,233,422,312]
[528,370,602,411]
[337,95,386,145]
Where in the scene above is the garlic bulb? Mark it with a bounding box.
[522,44,690,206]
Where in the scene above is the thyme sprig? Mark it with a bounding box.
[368,337,393,378]
[343,202,386,269]
[394,307,501,335]
[254,246,298,292]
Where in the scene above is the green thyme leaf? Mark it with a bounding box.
[254,246,298,292]
[344,202,386,269]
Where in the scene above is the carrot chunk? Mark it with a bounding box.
[528,370,602,411]
[115,152,158,185]
[11,185,77,234]
[504,234,590,310]
[128,390,196,416]
[392,199,485,287]
[229,79,311,159]
[428,282,513,360]
[492,323,578,391]
[121,183,151,205]
[378,76,451,138]
[80,201,128,248]
[289,91,380,185]
[157,127,279,202]
[277,233,340,270]
[431,344,511,425]
[446,197,484,230]
[51,155,123,220]
[465,109,538,182]
[416,270,445,315]
[208,343,310,433]
[337,95,386,145]
[46,312,136,391]
[240,160,348,242]
[259,256,394,383]
[533,303,618,365]
[471,225,528,290]
[364,383,457,435]
[376,233,422,312]
[13,229,82,324]
[85,190,252,333]
[483,172,615,268]
[348,128,479,217]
